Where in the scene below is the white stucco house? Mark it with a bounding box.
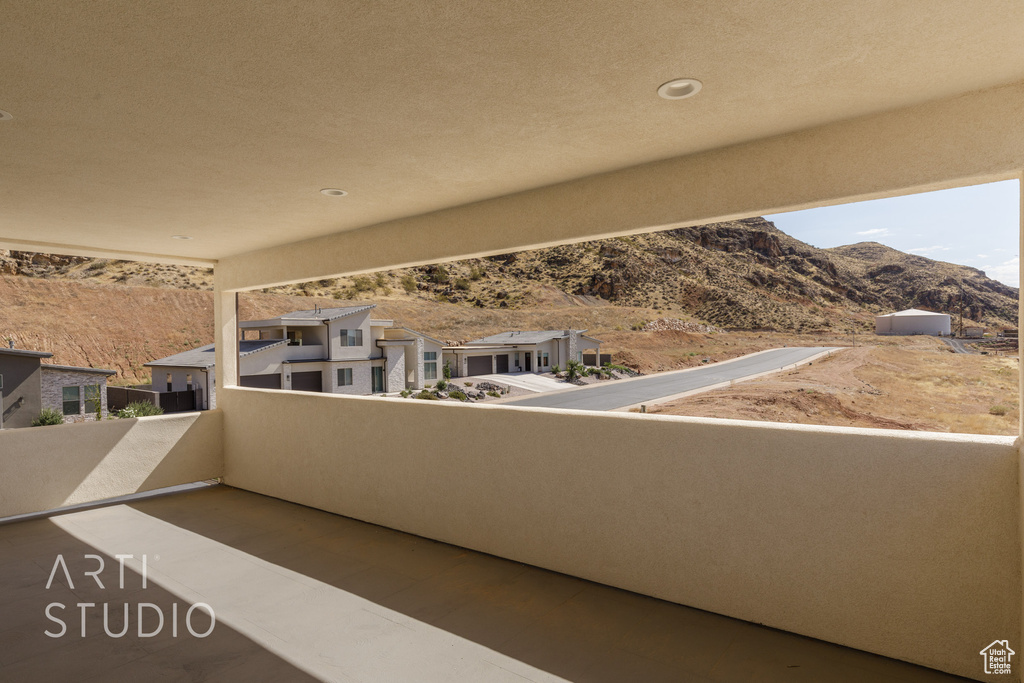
[146,305,443,407]
[443,329,601,377]
[874,308,952,336]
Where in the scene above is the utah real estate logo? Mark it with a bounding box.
[980,640,1015,676]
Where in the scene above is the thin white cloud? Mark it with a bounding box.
[856,228,888,236]
[976,254,989,259]
[908,245,951,255]
[982,257,1019,288]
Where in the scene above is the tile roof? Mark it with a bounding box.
[144,340,288,368]
[468,330,581,345]
[269,305,376,322]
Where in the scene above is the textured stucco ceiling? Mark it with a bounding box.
[2,1,1023,262]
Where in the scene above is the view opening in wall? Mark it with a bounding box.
[1,181,1017,435]
[238,179,1018,436]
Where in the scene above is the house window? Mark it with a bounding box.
[423,351,438,380]
[287,330,303,346]
[340,329,363,347]
[578,351,583,363]
[542,353,549,367]
[337,368,353,386]
[186,373,193,390]
[62,386,80,416]
[84,385,101,415]
[166,372,173,392]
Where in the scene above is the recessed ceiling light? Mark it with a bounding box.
[657,78,702,100]
[171,235,193,240]
[0,110,13,121]
[320,188,348,197]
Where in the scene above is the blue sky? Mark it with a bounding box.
[764,179,1020,287]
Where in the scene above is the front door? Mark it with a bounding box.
[524,352,532,372]
[372,366,385,393]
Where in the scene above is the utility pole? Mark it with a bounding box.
[958,279,965,338]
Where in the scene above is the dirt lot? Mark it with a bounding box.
[649,337,1019,436]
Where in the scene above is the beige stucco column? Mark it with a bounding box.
[213,277,238,390]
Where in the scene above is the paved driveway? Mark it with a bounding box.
[502,347,839,411]
[468,372,567,393]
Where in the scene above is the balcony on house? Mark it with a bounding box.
[280,343,325,361]
[1,4,1023,682]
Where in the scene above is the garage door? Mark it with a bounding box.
[467,356,492,376]
[495,354,509,373]
[291,370,323,392]
[240,374,281,389]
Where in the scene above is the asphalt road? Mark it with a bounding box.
[502,347,839,412]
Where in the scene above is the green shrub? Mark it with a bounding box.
[31,409,65,426]
[464,382,473,387]
[990,405,1008,416]
[400,389,412,398]
[454,278,470,291]
[551,365,560,373]
[401,274,418,294]
[469,265,484,281]
[414,390,439,400]
[374,272,388,288]
[351,276,374,293]
[435,378,449,391]
[443,361,452,381]
[631,321,646,331]
[431,266,449,284]
[487,390,500,397]
[116,401,164,418]
[448,390,468,401]
[602,362,632,373]
[565,360,585,382]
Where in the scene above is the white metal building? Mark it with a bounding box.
[874,308,952,336]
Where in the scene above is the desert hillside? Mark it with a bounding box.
[0,275,681,383]
[3,217,1016,334]
[1,217,1017,384]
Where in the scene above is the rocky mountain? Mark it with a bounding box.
[1,216,1017,332]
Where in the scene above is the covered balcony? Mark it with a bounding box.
[1,3,1023,681]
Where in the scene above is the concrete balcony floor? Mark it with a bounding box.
[0,486,970,682]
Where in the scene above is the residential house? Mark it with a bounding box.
[145,305,443,406]
[2,4,1023,681]
[0,345,115,428]
[443,329,601,377]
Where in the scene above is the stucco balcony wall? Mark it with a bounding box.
[220,386,1019,681]
[0,411,224,517]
